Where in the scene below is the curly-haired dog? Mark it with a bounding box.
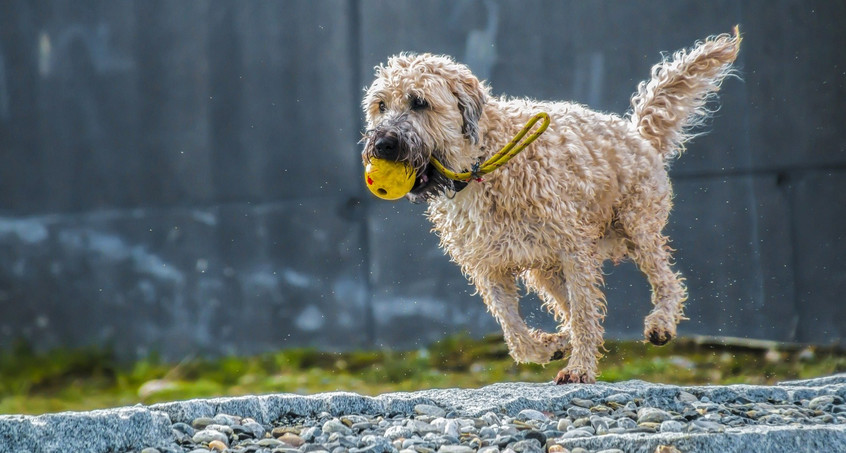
[361,29,741,384]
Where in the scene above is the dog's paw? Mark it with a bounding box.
[646,328,674,346]
[644,312,677,346]
[554,367,596,385]
[530,329,571,363]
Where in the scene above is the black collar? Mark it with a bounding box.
[452,179,469,193]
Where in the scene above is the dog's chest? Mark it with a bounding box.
[426,187,568,270]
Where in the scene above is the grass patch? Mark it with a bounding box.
[2,334,844,415]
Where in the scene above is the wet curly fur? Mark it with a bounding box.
[361,29,741,384]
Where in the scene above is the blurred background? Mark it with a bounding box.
[0,1,845,408]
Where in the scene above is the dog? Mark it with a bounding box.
[361,29,741,384]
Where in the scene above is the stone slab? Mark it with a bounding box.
[556,425,846,453]
[1,374,845,453]
[0,406,174,453]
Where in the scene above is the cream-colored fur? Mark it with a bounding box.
[362,30,741,384]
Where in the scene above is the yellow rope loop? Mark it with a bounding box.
[429,112,550,181]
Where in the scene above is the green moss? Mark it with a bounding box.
[1,334,844,415]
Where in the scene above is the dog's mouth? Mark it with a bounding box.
[406,159,454,203]
[410,163,436,193]
[360,128,454,203]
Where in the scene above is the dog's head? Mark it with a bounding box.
[361,53,489,202]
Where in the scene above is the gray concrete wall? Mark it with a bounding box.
[0,0,843,360]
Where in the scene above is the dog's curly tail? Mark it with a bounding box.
[629,26,742,158]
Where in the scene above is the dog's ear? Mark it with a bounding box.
[451,72,487,145]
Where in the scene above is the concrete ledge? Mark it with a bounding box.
[1,374,844,453]
[556,425,846,453]
[0,406,173,453]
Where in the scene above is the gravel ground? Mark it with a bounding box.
[1,375,845,453]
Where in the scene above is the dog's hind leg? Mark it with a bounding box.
[474,271,565,364]
[554,250,606,384]
[619,197,688,346]
[634,237,687,346]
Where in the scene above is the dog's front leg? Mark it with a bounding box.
[475,272,564,364]
[521,269,573,360]
[555,253,606,384]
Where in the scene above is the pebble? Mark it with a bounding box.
[136,388,846,452]
[809,395,836,410]
[323,419,353,435]
[605,393,633,404]
[677,391,699,404]
[480,412,501,426]
[192,429,229,446]
[272,426,297,437]
[494,434,516,447]
[691,419,725,432]
[759,414,786,425]
[301,426,322,441]
[415,404,447,417]
[655,446,682,453]
[191,417,215,430]
[512,439,543,453]
[205,424,233,436]
[615,417,637,430]
[230,425,251,440]
[213,413,240,426]
[258,438,284,447]
[516,409,547,421]
[385,425,413,440]
[638,407,672,424]
[438,446,474,453]
[478,426,496,438]
[659,420,685,433]
[570,398,594,408]
[558,428,593,439]
[342,415,369,426]
[443,419,460,438]
[279,432,306,447]
[590,415,610,431]
[410,419,440,435]
[566,406,591,419]
[523,429,546,446]
[172,422,195,436]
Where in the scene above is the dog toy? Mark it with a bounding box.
[364,159,416,200]
[430,112,550,181]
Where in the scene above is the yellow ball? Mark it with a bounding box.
[364,158,416,200]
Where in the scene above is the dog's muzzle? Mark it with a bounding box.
[373,134,400,161]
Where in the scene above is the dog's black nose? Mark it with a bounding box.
[374,135,399,160]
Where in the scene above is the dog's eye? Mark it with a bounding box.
[410,96,429,111]
[378,101,386,113]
